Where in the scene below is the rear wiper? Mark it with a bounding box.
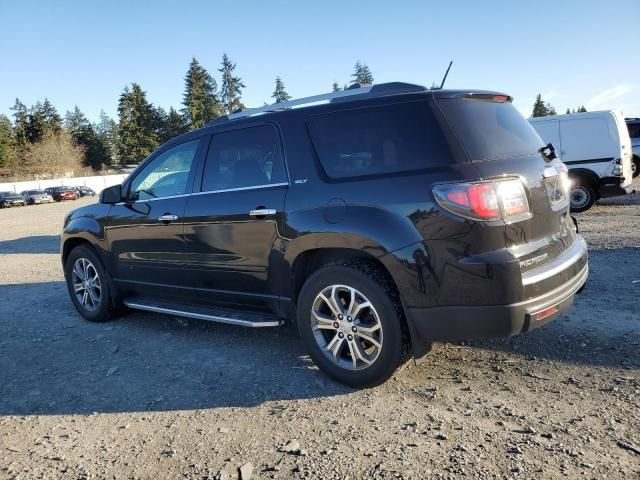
[539,143,557,162]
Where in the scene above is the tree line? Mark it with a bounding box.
[0,55,376,180]
[532,93,587,117]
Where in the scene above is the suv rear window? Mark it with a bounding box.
[306,101,455,179]
[437,97,545,161]
[627,121,640,139]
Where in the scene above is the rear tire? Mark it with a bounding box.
[65,245,118,322]
[570,180,596,213]
[297,262,407,388]
[632,156,639,179]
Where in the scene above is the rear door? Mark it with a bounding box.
[106,138,203,298]
[436,95,577,277]
[610,111,633,183]
[182,124,288,310]
[558,116,617,177]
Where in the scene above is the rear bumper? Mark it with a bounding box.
[405,239,588,347]
[598,176,634,197]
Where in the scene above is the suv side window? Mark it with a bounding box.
[628,122,640,139]
[129,139,200,201]
[201,125,287,192]
[306,100,454,179]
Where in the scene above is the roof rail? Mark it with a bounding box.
[207,82,427,125]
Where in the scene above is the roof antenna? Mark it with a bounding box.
[437,61,453,90]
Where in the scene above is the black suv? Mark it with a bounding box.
[61,83,588,387]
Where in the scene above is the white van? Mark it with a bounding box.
[529,110,634,212]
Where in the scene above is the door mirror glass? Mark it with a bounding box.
[100,184,122,204]
[128,140,200,201]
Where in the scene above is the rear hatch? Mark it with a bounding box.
[435,93,580,292]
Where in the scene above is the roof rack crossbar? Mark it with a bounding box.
[226,86,374,121]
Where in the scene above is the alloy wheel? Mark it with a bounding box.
[71,258,102,311]
[311,285,383,370]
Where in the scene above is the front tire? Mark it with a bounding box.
[297,263,407,388]
[570,180,596,213]
[65,245,116,322]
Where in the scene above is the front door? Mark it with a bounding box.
[106,138,202,299]
[182,124,288,310]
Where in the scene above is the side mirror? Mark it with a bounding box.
[100,184,123,204]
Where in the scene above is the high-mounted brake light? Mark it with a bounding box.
[433,178,530,222]
[491,95,510,103]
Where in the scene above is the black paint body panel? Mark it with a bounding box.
[61,87,588,354]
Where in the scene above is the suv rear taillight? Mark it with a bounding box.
[433,178,530,222]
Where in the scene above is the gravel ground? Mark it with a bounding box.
[0,181,639,480]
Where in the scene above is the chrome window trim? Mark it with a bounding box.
[115,182,289,205]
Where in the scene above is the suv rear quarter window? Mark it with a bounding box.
[306,100,455,179]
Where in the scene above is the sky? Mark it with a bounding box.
[1,0,638,123]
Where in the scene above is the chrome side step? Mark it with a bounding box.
[123,298,283,328]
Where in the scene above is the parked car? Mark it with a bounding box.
[625,117,640,178]
[44,186,80,201]
[0,191,27,208]
[72,186,96,197]
[21,189,54,205]
[529,111,633,212]
[61,83,588,387]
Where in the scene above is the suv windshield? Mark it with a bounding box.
[437,97,545,161]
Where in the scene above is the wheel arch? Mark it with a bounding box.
[286,246,422,357]
[61,214,108,263]
[568,168,600,187]
[288,247,397,305]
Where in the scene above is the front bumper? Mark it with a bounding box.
[405,238,588,349]
[2,199,25,206]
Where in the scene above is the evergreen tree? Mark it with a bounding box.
[96,110,118,166]
[0,114,16,169]
[578,105,587,113]
[182,57,222,129]
[566,108,571,115]
[64,106,109,170]
[546,104,557,116]
[83,125,111,170]
[155,106,187,143]
[10,98,28,146]
[65,106,91,146]
[359,63,374,84]
[41,98,62,133]
[219,53,245,114]
[350,61,374,86]
[532,94,547,117]
[332,82,341,92]
[26,101,46,143]
[117,83,159,164]
[272,76,291,103]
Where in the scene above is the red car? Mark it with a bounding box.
[44,186,80,201]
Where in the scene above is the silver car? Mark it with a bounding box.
[21,189,54,205]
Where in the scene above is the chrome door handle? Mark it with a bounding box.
[249,208,276,217]
[158,214,179,222]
